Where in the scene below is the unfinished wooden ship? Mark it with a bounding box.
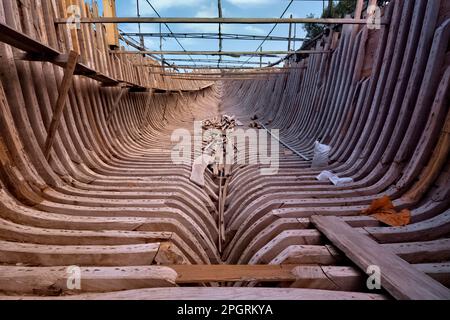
[0,0,449,300]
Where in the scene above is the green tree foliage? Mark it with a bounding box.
[303,0,388,39]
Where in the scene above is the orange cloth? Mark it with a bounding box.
[361,196,411,227]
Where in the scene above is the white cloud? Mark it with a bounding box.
[244,25,265,34]
[195,3,218,18]
[138,0,206,12]
[186,23,221,33]
[226,0,272,7]
[185,23,237,33]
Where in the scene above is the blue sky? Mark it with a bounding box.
[95,0,326,67]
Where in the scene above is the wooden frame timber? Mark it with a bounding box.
[112,50,332,56]
[43,51,79,159]
[55,17,387,25]
[311,216,450,300]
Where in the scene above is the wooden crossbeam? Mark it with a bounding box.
[43,51,79,160]
[55,17,387,25]
[0,22,128,87]
[112,50,330,56]
[141,64,306,70]
[0,22,59,56]
[311,216,450,300]
[159,71,289,76]
[0,266,177,295]
[168,265,364,288]
[172,77,268,81]
[16,52,119,86]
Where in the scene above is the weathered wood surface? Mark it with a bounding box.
[0,288,387,300]
[311,216,450,300]
[0,266,177,295]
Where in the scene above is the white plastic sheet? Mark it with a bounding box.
[316,170,353,186]
[311,141,331,169]
[190,154,215,187]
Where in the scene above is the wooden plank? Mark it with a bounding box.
[169,77,269,81]
[311,216,450,300]
[165,264,364,291]
[103,0,119,48]
[114,50,331,56]
[0,240,162,266]
[0,21,59,56]
[0,287,388,300]
[43,51,79,159]
[0,266,177,295]
[54,17,388,25]
[354,0,364,19]
[15,52,119,86]
[171,264,299,283]
[159,71,290,76]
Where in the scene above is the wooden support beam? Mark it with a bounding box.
[0,287,388,300]
[65,0,80,54]
[0,22,59,56]
[140,64,306,70]
[172,264,301,283]
[168,264,364,287]
[0,22,123,87]
[354,0,364,19]
[311,216,450,300]
[15,52,119,86]
[43,51,79,160]
[112,50,331,56]
[103,0,120,48]
[106,88,127,124]
[169,77,269,81]
[0,266,177,295]
[55,17,387,25]
[159,71,289,76]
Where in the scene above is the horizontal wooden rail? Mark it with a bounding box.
[168,264,363,286]
[0,22,124,86]
[140,65,307,70]
[0,22,59,56]
[160,71,289,76]
[169,77,269,81]
[0,22,214,93]
[112,50,331,56]
[55,17,387,25]
[121,32,307,42]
